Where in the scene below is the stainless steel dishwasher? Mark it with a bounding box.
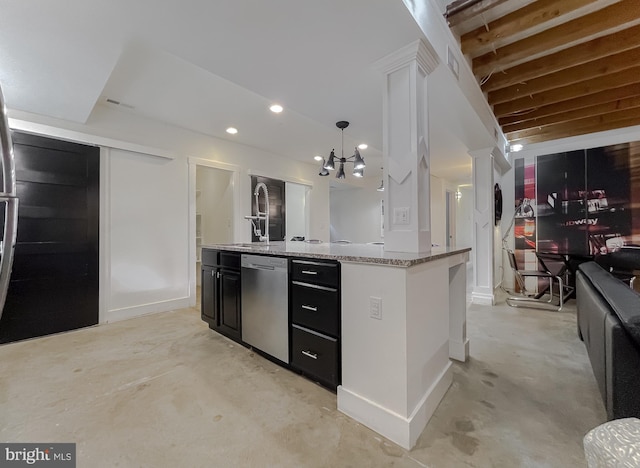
[241,254,289,363]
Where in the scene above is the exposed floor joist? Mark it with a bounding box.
[446,0,640,146]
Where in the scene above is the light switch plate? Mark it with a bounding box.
[393,207,410,225]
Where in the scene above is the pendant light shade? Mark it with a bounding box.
[324,150,336,171]
[353,148,365,169]
[336,162,346,179]
[353,166,364,178]
[319,158,329,176]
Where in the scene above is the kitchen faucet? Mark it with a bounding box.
[244,182,269,242]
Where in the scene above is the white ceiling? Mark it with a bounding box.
[0,0,487,184]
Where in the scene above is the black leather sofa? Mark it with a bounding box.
[576,261,640,420]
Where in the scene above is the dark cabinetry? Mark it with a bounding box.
[201,250,242,343]
[289,259,341,389]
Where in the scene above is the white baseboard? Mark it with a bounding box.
[337,362,453,450]
[471,290,495,305]
[449,338,470,362]
[104,297,191,323]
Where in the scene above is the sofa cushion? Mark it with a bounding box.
[579,262,640,347]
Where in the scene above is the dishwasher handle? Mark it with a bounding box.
[241,254,288,272]
[245,263,275,271]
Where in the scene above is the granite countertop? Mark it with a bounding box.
[203,241,471,267]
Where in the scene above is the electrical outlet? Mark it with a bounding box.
[370,296,382,320]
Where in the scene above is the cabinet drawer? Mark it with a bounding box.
[201,249,218,266]
[219,251,240,270]
[291,282,339,337]
[291,325,339,387]
[291,260,339,287]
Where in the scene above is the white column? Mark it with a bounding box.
[470,147,498,304]
[376,39,439,253]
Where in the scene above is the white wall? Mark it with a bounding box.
[285,182,308,240]
[107,148,189,321]
[455,186,473,248]
[329,174,458,246]
[10,104,330,321]
[430,175,445,247]
[330,185,384,243]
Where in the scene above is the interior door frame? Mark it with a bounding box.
[188,157,241,307]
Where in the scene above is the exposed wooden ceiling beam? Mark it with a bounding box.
[481,23,640,93]
[493,66,640,118]
[501,95,640,134]
[461,0,599,57]
[445,0,511,27]
[474,0,640,81]
[498,83,640,126]
[507,116,640,145]
[506,106,640,141]
[488,46,640,105]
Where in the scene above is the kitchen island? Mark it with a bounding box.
[203,241,470,450]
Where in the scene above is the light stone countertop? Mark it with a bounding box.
[202,241,471,267]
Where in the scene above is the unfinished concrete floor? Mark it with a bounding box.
[0,296,605,467]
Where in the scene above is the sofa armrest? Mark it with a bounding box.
[578,262,640,347]
[606,314,640,419]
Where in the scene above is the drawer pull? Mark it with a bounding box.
[301,270,318,275]
[301,305,317,312]
[301,350,318,360]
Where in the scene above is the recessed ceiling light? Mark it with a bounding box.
[314,155,323,161]
[358,143,368,150]
[510,143,523,152]
[226,127,238,135]
[270,104,283,113]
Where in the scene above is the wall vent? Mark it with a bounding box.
[104,97,135,110]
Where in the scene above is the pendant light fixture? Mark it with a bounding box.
[319,121,365,179]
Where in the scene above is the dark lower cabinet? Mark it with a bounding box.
[218,268,241,338]
[290,258,341,389]
[201,250,241,343]
[201,265,216,326]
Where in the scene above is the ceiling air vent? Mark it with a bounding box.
[104,97,135,110]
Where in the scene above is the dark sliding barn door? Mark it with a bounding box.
[0,132,99,344]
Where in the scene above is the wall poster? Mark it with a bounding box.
[513,141,640,288]
[514,142,640,290]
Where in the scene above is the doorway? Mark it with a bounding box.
[195,165,234,288]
